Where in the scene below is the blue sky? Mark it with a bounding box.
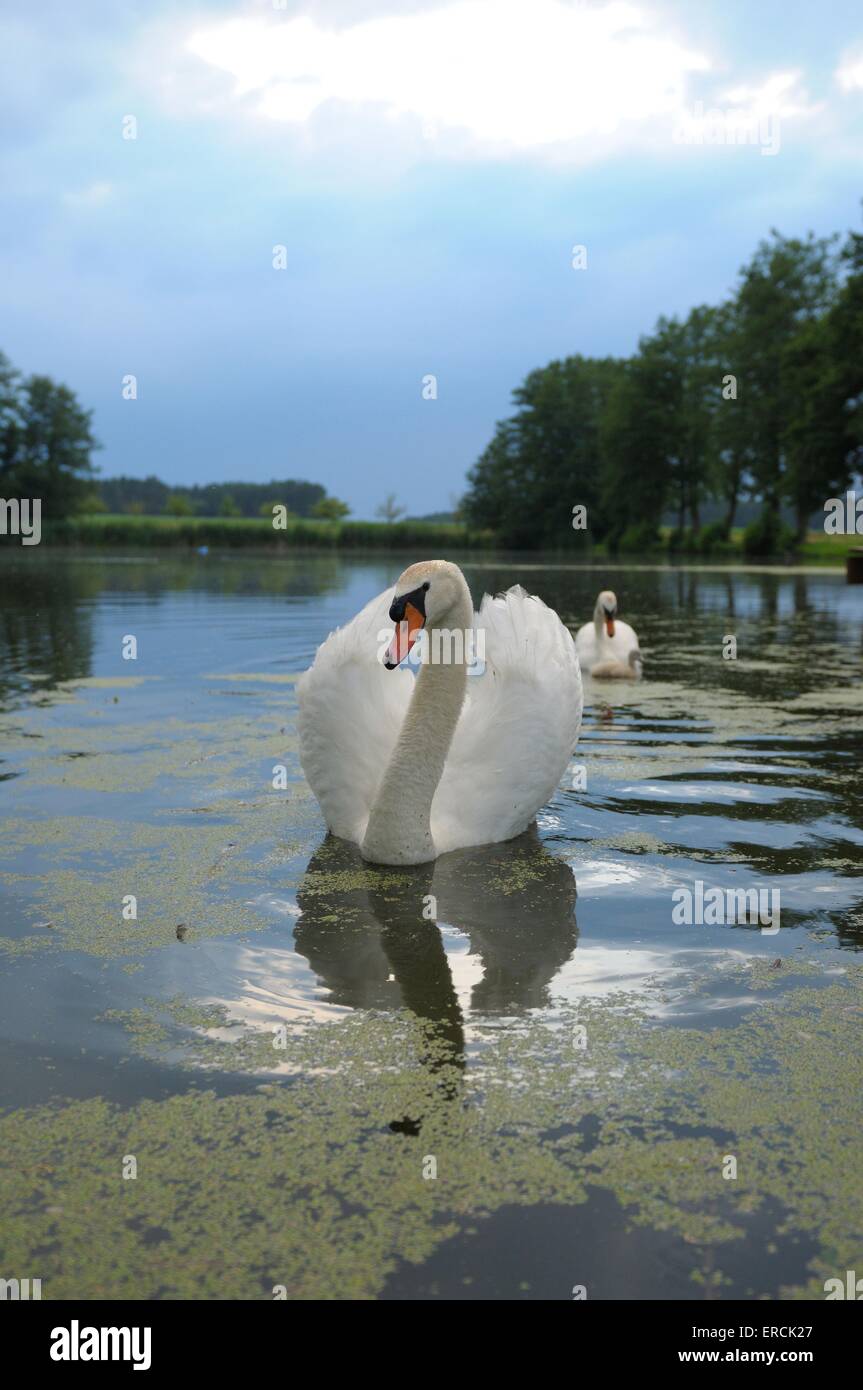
[1,0,861,517]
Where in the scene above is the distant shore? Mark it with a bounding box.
[2,514,858,564]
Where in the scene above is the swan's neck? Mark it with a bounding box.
[362,588,472,865]
[594,605,606,642]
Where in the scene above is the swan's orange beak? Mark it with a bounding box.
[384,602,425,668]
[605,617,615,637]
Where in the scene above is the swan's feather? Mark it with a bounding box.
[297,588,412,841]
[432,586,582,852]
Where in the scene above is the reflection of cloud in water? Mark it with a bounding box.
[620,780,825,804]
[550,942,787,1022]
[552,940,729,1000]
[152,934,350,1032]
[575,859,652,892]
[438,924,485,1017]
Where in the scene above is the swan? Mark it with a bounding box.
[590,649,643,680]
[297,560,583,865]
[575,589,640,672]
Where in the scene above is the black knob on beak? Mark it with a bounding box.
[388,584,427,624]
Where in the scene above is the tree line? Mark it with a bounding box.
[462,223,863,553]
[4,218,861,551]
[0,354,349,522]
[98,475,331,519]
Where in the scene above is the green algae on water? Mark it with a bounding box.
[4,964,861,1300]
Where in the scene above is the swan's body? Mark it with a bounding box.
[297,560,583,865]
[590,649,643,680]
[575,589,640,672]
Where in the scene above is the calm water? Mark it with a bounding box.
[1,550,861,1301]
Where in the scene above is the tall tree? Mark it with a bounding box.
[709,299,758,531]
[831,226,863,459]
[781,316,854,539]
[781,227,863,537]
[732,231,839,510]
[0,366,99,519]
[462,355,622,547]
[599,343,676,546]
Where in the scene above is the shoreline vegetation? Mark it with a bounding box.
[6,512,857,564]
[1,217,860,565]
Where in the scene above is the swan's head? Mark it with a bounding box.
[383,560,467,669]
[595,588,618,637]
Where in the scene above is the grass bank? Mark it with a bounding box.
[13,514,860,564]
[38,514,495,550]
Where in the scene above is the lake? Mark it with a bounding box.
[1,549,861,1300]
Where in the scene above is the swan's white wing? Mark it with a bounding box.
[432,586,583,854]
[297,588,412,842]
[574,620,597,665]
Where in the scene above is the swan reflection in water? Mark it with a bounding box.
[293,830,578,1126]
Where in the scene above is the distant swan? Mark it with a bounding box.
[298,560,583,865]
[575,589,640,672]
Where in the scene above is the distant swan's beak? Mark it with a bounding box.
[384,602,425,668]
[605,616,615,637]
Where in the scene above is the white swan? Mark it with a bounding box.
[297,560,583,865]
[575,589,640,673]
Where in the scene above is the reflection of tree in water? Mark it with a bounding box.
[610,568,853,701]
[62,552,350,601]
[294,831,579,1129]
[0,556,96,703]
[0,550,365,705]
[833,901,863,951]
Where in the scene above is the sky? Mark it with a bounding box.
[1,0,862,518]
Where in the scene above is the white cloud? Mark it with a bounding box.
[836,52,863,92]
[63,181,113,207]
[185,0,711,152]
[720,70,816,121]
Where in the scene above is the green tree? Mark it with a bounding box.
[708,299,758,532]
[731,231,839,511]
[79,491,108,514]
[462,356,623,547]
[311,496,351,520]
[0,356,99,518]
[781,315,853,540]
[665,306,726,533]
[165,491,194,516]
[0,352,21,475]
[778,226,863,538]
[218,492,241,517]
[599,344,676,549]
[830,226,863,458]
